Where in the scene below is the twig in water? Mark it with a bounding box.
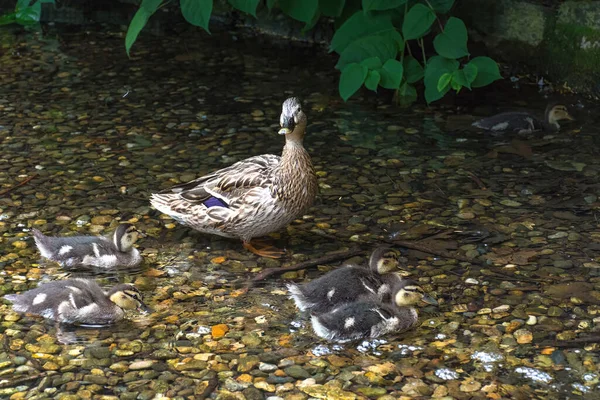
[465,171,487,190]
[0,174,37,196]
[0,373,45,388]
[248,248,367,286]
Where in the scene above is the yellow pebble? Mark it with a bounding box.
[211,324,229,338]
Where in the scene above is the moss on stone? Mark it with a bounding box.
[543,22,600,92]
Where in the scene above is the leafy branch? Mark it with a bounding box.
[1,0,501,106]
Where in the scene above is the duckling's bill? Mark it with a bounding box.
[421,293,438,305]
[138,301,153,314]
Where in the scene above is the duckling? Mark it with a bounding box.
[32,223,142,268]
[287,247,403,314]
[3,278,151,325]
[310,280,437,343]
[150,97,317,258]
[472,103,574,133]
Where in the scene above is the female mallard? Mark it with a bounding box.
[472,103,573,133]
[310,280,437,343]
[32,223,143,268]
[150,97,317,258]
[287,247,403,314]
[3,278,151,325]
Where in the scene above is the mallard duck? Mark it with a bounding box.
[310,280,437,343]
[150,97,317,258]
[3,278,151,325]
[472,103,574,133]
[32,223,143,268]
[287,247,403,314]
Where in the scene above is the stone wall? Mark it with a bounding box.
[456,0,600,96]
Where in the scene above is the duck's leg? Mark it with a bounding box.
[243,239,285,259]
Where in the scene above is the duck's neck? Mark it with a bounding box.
[543,108,560,132]
[542,117,560,132]
[276,123,317,202]
[280,122,309,163]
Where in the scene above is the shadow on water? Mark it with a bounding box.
[1,22,600,399]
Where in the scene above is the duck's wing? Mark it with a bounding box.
[161,154,280,206]
[472,112,542,132]
[311,301,380,341]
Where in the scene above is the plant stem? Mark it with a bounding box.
[423,0,445,32]
[419,38,427,65]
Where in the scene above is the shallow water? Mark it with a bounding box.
[1,24,600,399]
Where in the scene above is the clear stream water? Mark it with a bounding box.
[1,24,600,399]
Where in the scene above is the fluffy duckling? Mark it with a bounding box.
[310,280,437,343]
[472,103,574,133]
[33,223,142,268]
[3,278,151,325]
[150,97,317,258]
[287,247,402,314]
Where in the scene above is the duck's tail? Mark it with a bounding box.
[31,229,53,259]
[150,194,189,220]
[286,283,312,312]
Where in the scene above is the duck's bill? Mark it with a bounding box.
[421,294,438,306]
[565,113,575,121]
[278,128,292,135]
[138,302,153,313]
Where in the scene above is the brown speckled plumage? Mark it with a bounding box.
[150,97,317,243]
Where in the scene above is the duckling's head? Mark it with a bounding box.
[278,97,307,140]
[393,280,438,307]
[546,104,574,127]
[369,246,401,274]
[113,223,140,252]
[108,284,152,312]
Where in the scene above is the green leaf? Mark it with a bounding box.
[450,77,461,92]
[339,63,368,101]
[303,9,321,31]
[362,0,407,12]
[320,0,345,17]
[468,56,502,87]
[423,55,459,103]
[0,12,17,26]
[397,81,417,107]
[402,3,435,40]
[364,70,381,91]
[126,0,163,57]
[360,56,382,70]
[450,69,469,90]
[379,58,403,89]
[330,11,394,54]
[404,55,423,83]
[228,0,260,17]
[437,72,452,92]
[336,29,402,70]
[433,17,468,59]
[267,0,277,10]
[428,0,454,13]
[16,0,32,10]
[280,0,319,23]
[15,0,42,25]
[463,63,477,84]
[181,0,212,32]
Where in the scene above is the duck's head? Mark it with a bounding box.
[278,97,307,140]
[108,284,152,313]
[113,223,141,252]
[369,246,401,274]
[546,104,574,127]
[393,280,438,307]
